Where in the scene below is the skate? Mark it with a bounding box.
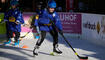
[4,39,11,46]
[50,49,62,56]
[50,45,62,56]
[53,47,62,54]
[33,45,39,56]
[14,40,20,47]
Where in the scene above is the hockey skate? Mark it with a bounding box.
[33,45,39,56]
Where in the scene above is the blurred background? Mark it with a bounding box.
[0,0,105,14]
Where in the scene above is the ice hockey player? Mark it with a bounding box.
[4,0,24,46]
[33,0,63,56]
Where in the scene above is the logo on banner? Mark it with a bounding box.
[59,13,81,34]
[99,16,105,40]
[96,16,105,34]
[83,21,101,34]
[96,21,100,34]
[83,16,105,40]
[83,22,96,30]
[101,16,105,34]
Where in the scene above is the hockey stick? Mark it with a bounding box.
[49,17,88,60]
[20,30,30,38]
[20,24,31,38]
[19,30,30,41]
[60,33,88,60]
[20,27,40,39]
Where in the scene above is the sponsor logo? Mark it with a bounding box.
[83,21,101,34]
[101,16,105,34]
[83,16,105,36]
[83,22,96,30]
[96,21,100,34]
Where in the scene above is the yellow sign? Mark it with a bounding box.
[9,16,16,22]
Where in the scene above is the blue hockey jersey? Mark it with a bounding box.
[34,10,62,32]
[4,8,24,32]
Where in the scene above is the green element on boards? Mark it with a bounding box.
[0,13,6,34]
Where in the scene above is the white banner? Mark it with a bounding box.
[82,13,105,46]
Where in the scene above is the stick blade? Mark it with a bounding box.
[79,56,88,59]
[20,36,25,38]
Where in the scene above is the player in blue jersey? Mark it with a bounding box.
[33,0,63,56]
[4,0,24,46]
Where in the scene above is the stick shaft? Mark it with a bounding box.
[60,33,80,57]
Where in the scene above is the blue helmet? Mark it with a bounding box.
[48,0,56,8]
[10,0,19,6]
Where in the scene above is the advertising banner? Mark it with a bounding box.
[22,12,82,34]
[58,12,82,34]
[82,13,105,44]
